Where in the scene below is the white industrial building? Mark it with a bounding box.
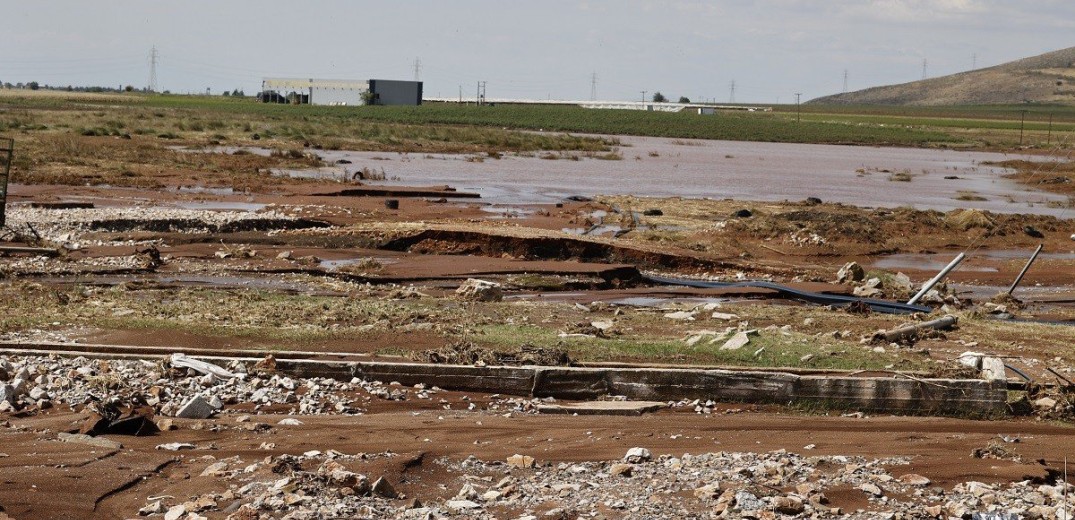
[260,78,422,106]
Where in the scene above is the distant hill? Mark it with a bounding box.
[810,46,1075,106]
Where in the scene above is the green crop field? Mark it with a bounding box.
[3,89,1073,150]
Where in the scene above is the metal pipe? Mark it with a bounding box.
[872,315,958,343]
[1007,243,1043,295]
[907,252,966,305]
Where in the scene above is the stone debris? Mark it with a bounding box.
[836,261,865,283]
[455,278,503,302]
[623,447,651,463]
[176,396,217,419]
[720,329,758,351]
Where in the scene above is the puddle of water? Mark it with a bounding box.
[172,141,1067,216]
[480,206,535,219]
[874,249,1075,273]
[172,186,236,196]
[174,201,267,212]
[318,257,396,271]
[873,254,998,273]
[607,296,736,308]
[976,249,1075,261]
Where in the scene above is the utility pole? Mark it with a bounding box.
[413,57,421,81]
[148,45,159,92]
[843,69,848,93]
[590,72,597,101]
[641,90,647,104]
[478,81,486,105]
[922,58,928,80]
[1047,113,1053,145]
[795,93,802,123]
[729,80,735,104]
[972,53,977,70]
[458,85,462,103]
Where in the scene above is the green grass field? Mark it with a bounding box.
[2,89,1073,150]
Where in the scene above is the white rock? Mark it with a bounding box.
[664,311,696,321]
[720,330,757,351]
[446,499,481,512]
[176,396,215,419]
[624,447,651,463]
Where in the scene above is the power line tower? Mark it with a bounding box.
[476,81,486,105]
[972,53,977,70]
[729,80,736,103]
[413,57,421,81]
[921,58,928,80]
[148,45,159,92]
[590,72,597,101]
[843,69,848,93]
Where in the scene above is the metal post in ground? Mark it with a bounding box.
[1007,243,1043,295]
[0,137,13,229]
[907,253,966,305]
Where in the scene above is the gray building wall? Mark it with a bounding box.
[368,80,422,106]
[311,87,363,106]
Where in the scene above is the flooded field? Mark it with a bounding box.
[190,136,1071,214]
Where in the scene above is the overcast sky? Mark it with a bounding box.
[2,0,1073,103]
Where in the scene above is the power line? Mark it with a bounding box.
[148,45,158,92]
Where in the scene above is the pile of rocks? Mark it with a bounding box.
[5,205,309,249]
[126,446,1075,519]
[0,354,547,419]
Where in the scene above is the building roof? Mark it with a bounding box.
[262,78,369,90]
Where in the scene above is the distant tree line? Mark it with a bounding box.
[0,81,245,97]
[650,91,693,104]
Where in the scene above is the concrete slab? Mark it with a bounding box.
[537,400,667,416]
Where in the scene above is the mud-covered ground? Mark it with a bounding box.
[1,127,1074,519]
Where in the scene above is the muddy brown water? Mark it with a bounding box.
[189,137,1068,215]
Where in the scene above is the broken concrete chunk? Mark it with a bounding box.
[455,278,503,302]
[898,473,932,487]
[720,330,758,351]
[445,499,481,512]
[506,454,535,468]
[156,442,195,451]
[711,312,740,321]
[664,311,696,321]
[858,482,884,497]
[0,385,15,406]
[836,261,865,283]
[623,447,651,463]
[371,476,398,498]
[170,354,238,380]
[980,357,1006,381]
[176,396,216,419]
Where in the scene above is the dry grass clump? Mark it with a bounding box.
[945,208,996,231]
